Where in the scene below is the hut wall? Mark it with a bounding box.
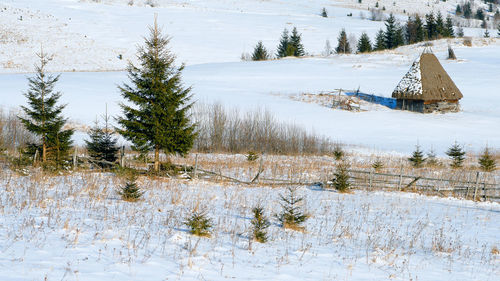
[396,99,424,112]
[396,99,460,113]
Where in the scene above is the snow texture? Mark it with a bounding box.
[393,58,423,97]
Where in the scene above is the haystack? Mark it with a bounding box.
[392,50,463,113]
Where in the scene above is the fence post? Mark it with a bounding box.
[194,154,198,179]
[73,147,77,170]
[473,171,480,201]
[483,182,487,201]
[398,166,403,190]
[369,170,373,190]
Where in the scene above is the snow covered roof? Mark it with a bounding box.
[392,53,463,101]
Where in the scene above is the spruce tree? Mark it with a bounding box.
[185,210,212,237]
[484,29,490,38]
[394,26,405,47]
[85,110,119,168]
[374,29,386,50]
[426,148,439,166]
[408,145,426,168]
[336,28,351,54]
[276,28,290,58]
[455,4,463,16]
[275,187,308,230]
[436,12,445,38]
[463,2,472,19]
[425,13,437,40]
[117,19,196,173]
[357,32,372,53]
[446,142,466,168]
[405,16,417,44]
[478,147,496,172]
[332,161,350,192]
[444,15,455,38]
[19,50,73,166]
[251,205,270,243]
[415,15,425,42]
[321,7,328,18]
[252,41,270,61]
[384,14,398,49]
[289,27,305,57]
[118,174,144,201]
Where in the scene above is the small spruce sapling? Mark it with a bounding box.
[251,205,270,243]
[332,161,351,192]
[446,142,466,168]
[185,210,213,237]
[119,174,144,202]
[478,147,496,172]
[408,145,426,168]
[372,158,384,171]
[321,7,328,18]
[332,143,344,160]
[275,187,308,230]
[426,148,439,166]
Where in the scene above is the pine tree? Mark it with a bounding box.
[251,205,270,243]
[446,142,466,168]
[444,15,455,38]
[463,2,472,19]
[384,14,398,49]
[478,147,496,172]
[289,27,305,57]
[484,29,490,38]
[118,174,144,201]
[425,13,437,40]
[408,145,426,168]
[321,7,328,18]
[85,110,119,168]
[117,19,196,173]
[405,16,417,44]
[426,148,439,166]
[372,158,384,171]
[276,28,290,58]
[394,26,405,47]
[415,15,426,42]
[19,50,73,166]
[455,4,463,16]
[476,8,485,21]
[374,29,386,50]
[357,32,372,53]
[275,187,308,230]
[336,28,351,54]
[252,41,270,61]
[436,12,445,38]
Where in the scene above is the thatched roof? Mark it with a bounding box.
[392,52,463,101]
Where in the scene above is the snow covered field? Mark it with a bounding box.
[0,170,498,281]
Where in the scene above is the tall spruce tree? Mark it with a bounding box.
[117,19,196,172]
[405,16,417,44]
[289,27,305,57]
[357,32,372,53]
[415,15,426,42]
[252,41,270,61]
[446,142,466,168]
[19,50,73,166]
[276,28,290,58]
[85,110,119,168]
[436,12,445,38]
[408,145,426,168]
[478,147,496,172]
[384,14,398,49]
[425,13,437,40]
[374,29,386,50]
[444,15,455,38]
[394,26,406,47]
[336,28,351,54]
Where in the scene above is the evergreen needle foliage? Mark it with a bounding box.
[118,174,144,202]
[336,29,351,54]
[446,142,466,168]
[116,18,196,173]
[251,205,270,243]
[332,143,344,161]
[289,27,305,57]
[275,187,308,230]
[357,32,372,53]
[246,151,259,162]
[374,29,386,51]
[85,110,119,168]
[185,210,212,237]
[332,161,351,192]
[252,41,270,61]
[426,148,439,166]
[321,7,328,18]
[276,28,290,58]
[478,147,496,172]
[372,158,384,171]
[19,50,73,167]
[408,145,426,168]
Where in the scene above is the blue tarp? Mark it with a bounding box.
[345,91,397,109]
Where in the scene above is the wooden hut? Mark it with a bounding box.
[392,50,463,113]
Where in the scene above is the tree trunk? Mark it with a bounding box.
[154,145,160,172]
[42,142,46,163]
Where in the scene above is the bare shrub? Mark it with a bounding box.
[463,37,472,47]
[191,103,335,155]
[0,108,37,153]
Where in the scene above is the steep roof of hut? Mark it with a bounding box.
[392,51,463,101]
